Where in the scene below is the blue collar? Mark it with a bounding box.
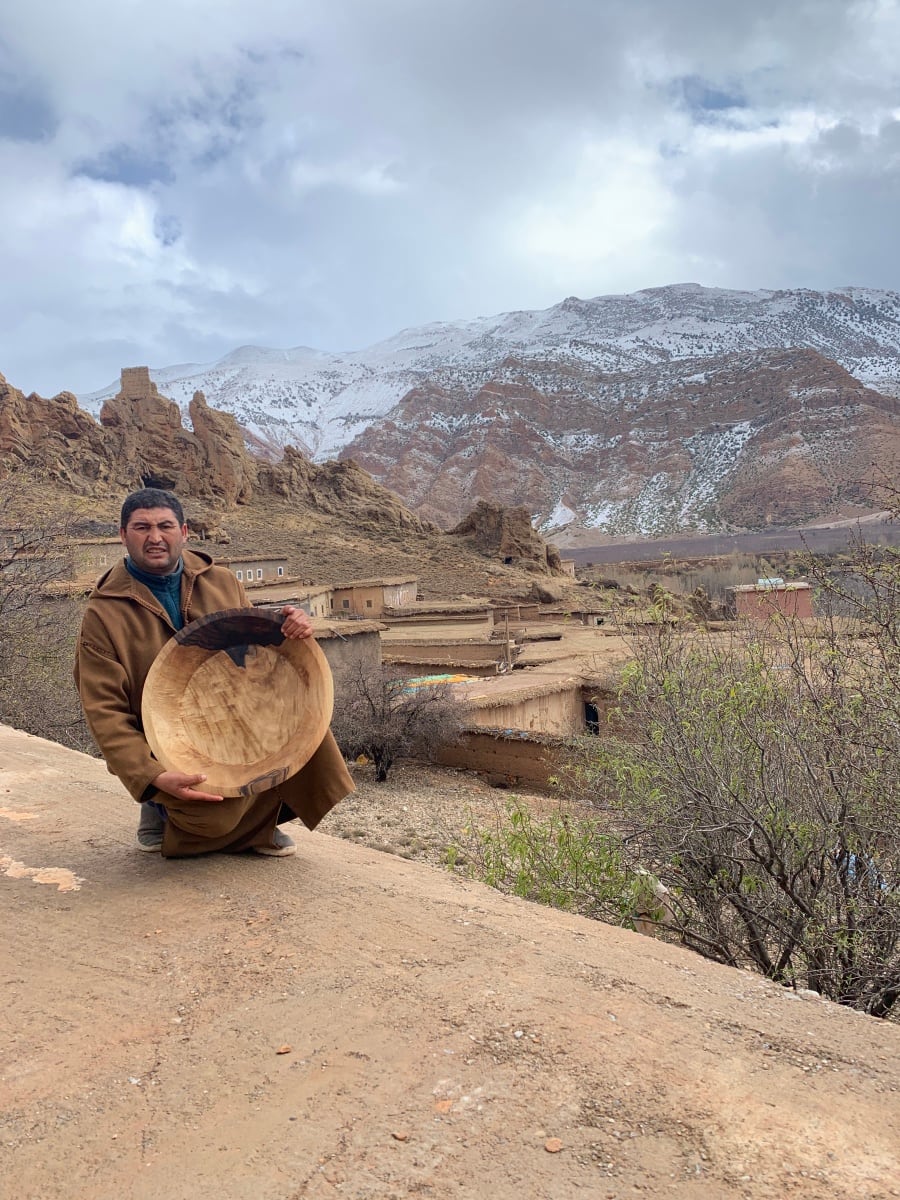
[125,557,184,589]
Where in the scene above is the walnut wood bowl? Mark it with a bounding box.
[142,608,333,797]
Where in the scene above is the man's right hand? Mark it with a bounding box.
[152,771,224,803]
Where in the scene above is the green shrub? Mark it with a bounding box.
[455,799,657,930]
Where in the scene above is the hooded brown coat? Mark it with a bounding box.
[74,549,353,856]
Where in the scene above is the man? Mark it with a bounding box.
[74,487,354,857]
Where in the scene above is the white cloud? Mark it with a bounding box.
[1,0,899,396]
[506,139,677,295]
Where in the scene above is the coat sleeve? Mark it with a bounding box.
[74,609,164,802]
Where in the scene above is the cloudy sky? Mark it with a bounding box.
[2,0,899,396]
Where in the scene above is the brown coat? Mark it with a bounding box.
[74,549,353,852]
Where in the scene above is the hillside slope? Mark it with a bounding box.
[2,724,899,1199]
[345,347,899,532]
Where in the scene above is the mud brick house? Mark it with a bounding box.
[216,556,289,586]
[297,585,333,618]
[436,729,567,788]
[245,581,332,616]
[435,671,584,787]
[379,600,494,640]
[383,638,517,678]
[70,538,123,581]
[453,671,586,737]
[329,576,417,618]
[307,619,384,700]
[491,602,542,626]
[251,607,383,701]
[432,662,624,787]
[725,579,813,620]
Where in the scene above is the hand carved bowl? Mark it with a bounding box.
[142,608,333,797]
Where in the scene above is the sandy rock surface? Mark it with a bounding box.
[2,725,899,1200]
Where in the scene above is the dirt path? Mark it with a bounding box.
[2,725,899,1199]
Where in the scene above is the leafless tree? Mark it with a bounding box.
[331,664,468,782]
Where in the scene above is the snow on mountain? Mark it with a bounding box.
[76,284,900,535]
[79,284,900,463]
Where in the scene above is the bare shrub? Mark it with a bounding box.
[332,664,469,782]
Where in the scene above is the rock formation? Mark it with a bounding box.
[450,501,563,574]
[258,449,431,533]
[0,367,438,540]
[0,372,117,487]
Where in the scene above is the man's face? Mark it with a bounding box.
[120,507,187,576]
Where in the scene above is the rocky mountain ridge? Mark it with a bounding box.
[76,284,900,537]
[0,367,563,588]
[348,346,899,533]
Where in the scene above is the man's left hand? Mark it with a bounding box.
[280,605,314,640]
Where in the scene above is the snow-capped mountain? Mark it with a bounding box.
[79,284,900,535]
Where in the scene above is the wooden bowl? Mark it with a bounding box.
[142,608,333,797]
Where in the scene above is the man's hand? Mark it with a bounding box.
[280,605,314,640]
[153,771,224,803]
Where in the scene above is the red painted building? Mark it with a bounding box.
[725,579,814,620]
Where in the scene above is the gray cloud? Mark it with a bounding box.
[1,0,899,396]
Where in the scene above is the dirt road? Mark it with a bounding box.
[2,725,898,1199]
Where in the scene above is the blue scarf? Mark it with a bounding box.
[125,557,185,631]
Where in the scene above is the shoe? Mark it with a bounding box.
[136,801,166,852]
[252,826,297,857]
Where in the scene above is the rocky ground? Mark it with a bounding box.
[319,760,555,874]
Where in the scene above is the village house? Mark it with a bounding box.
[216,556,290,586]
[69,538,123,581]
[383,637,518,678]
[329,576,418,618]
[491,601,542,626]
[380,599,495,640]
[296,585,333,619]
[433,669,616,787]
[3,536,116,593]
[243,581,333,616]
[250,603,384,699]
[452,670,586,737]
[725,578,814,620]
[299,619,384,699]
[435,728,567,789]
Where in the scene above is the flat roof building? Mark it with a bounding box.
[725,579,813,620]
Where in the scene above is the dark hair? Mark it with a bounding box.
[120,488,185,530]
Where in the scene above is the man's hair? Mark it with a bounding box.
[120,488,185,530]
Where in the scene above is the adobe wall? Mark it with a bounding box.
[469,687,584,736]
[434,732,560,789]
[733,588,814,620]
[381,614,494,639]
[332,585,383,617]
[316,628,382,703]
[119,366,157,400]
[72,540,122,579]
[224,558,288,584]
[383,641,507,664]
[382,581,417,607]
